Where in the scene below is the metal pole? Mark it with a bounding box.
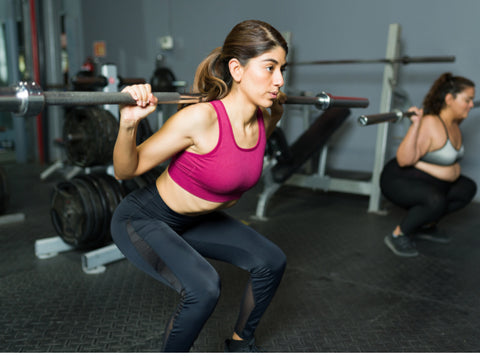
[368,23,401,213]
[291,55,455,66]
[43,0,64,162]
[63,6,84,88]
[6,0,28,163]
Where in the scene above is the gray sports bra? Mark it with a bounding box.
[420,116,464,166]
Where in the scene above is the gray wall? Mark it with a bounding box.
[67,0,480,201]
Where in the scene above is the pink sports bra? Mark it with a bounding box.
[168,100,266,202]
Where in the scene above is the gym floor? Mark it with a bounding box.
[1,161,480,353]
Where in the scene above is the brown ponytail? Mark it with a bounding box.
[192,47,230,102]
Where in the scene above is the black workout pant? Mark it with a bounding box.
[110,183,286,352]
[380,158,477,235]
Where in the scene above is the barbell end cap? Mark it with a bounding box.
[395,109,404,122]
[358,115,368,126]
[314,92,330,110]
[14,81,45,117]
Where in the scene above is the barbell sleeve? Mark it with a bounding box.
[321,93,370,109]
[285,92,369,110]
[0,81,45,117]
[358,110,416,126]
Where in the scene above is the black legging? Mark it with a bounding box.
[380,158,477,235]
[110,183,286,352]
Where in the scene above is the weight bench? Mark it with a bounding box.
[254,107,350,220]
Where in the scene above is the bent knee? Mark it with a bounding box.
[272,249,287,274]
[185,272,221,307]
[256,247,287,278]
[425,193,448,212]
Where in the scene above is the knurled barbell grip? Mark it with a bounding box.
[43,91,184,106]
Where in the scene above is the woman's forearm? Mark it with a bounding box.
[113,84,159,179]
[113,125,139,179]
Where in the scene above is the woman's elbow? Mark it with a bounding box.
[113,171,127,181]
[112,166,135,180]
[396,156,416,167]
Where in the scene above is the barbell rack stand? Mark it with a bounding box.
[254,23,433,219]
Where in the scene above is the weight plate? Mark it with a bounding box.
[50,181,89,247]
[63,107,119,167]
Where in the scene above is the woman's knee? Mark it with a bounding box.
[256,246,287,280]
[272,248,287,275]
[462,177,477,200]
[425,192,448,213]
[186,270,221,308]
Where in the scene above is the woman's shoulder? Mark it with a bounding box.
[421,114,439,123]
[419,114,447,144]
[175,102,216,121]
[167,102,218,133]
[420,114,444,130]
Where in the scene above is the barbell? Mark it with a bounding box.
[290,55,456,66]
[0,81,369,117]
[358,99,480,126]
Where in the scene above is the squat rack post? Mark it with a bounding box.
[368,23,402,214]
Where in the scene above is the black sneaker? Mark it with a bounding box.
[384,234,419,257]
[224,338,261,352]
[414,226,451,244]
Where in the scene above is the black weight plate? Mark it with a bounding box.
[97,173,125,206]
[50,181,89,247]
[89,174,117,216]
[91,173,125,244]
[97,108,119,165]
[71,177,105,249]
[77,174,110,244]
[63,107,101,167]
[63,107,119,167]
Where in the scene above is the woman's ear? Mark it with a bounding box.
[445,92,454,106]
[228,58,243,82]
